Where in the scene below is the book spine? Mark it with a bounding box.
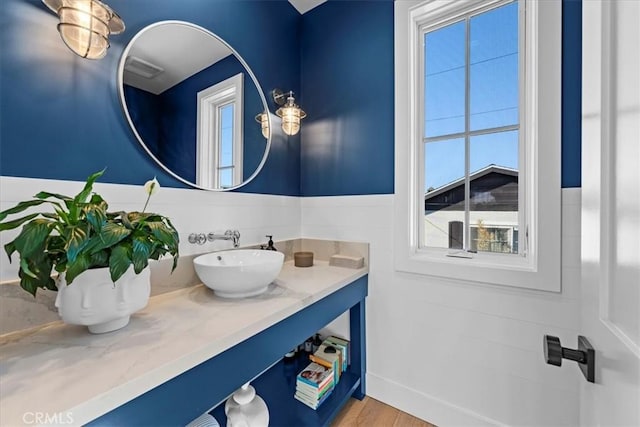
[294,393,318,410]
[296,373,333,389]
[328,336,351,365]
[324,339,348,373]
[296,382,334,400]
[294,388,334,410]
[315,387,334,407]
[296,378,333,395]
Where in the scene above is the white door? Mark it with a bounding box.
[581,1,640,425]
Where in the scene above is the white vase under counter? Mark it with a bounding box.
[0,259,368,426]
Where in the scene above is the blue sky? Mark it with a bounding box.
[424,2,519,190]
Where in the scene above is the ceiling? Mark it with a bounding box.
[288,0,326,14]
[123,24,233,95]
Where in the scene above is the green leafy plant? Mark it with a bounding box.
[0,170,179,296]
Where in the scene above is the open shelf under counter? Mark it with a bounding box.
[0,260,367,427]
[211,354,361,427]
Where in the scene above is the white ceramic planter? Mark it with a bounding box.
[55,266,151,334]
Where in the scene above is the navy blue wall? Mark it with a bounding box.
[0,0,301,195]
[0,0,581,196]
[299,0,582,196]
[300,0,395,196]
[123,85,162,155]
[561,0,582,188]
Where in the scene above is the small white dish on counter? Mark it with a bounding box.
[193,249,284,298]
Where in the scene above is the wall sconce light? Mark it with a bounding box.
[255,112,270,139]
[272,89,306,136]
[42,0,125,60]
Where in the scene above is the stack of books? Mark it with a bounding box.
[295,362,334,410]
[309,336,350,380]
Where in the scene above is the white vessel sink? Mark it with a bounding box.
[193,250,284,298]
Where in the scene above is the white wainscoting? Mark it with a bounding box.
[0,177,301,282]
[1,176,583,425]
[302,189,582,427]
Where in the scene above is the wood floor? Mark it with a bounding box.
[331,396,436,427]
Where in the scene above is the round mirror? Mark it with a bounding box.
[118,21,271,191]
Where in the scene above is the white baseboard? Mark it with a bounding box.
[366,372,507,427]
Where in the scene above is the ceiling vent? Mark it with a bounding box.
[124,56,164,79]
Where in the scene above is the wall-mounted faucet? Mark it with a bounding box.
[188,230,241,247]
[208,230,241,248]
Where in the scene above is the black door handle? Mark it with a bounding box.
[543,335,595,383]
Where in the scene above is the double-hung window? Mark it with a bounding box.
[394,0,562,291]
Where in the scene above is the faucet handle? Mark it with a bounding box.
[188,233,207,245]
[227,229,241,247]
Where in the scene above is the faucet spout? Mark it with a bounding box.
[207,230,241,248]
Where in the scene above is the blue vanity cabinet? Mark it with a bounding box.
[88,275,367,427]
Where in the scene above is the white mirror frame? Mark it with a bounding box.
[117,20,272,191]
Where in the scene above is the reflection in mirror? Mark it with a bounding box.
[118,21,270,190]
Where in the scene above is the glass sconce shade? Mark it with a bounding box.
[275,93,306,136]
[255,112,270,139]
[43,0,125,59]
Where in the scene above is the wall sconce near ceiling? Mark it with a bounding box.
[42,0,125,60]
[272,89,306,136]
[255,112,270,139]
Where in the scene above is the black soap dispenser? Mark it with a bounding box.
[265,235,276,251]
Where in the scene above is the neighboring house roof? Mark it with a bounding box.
[425,164,519,212]
[425,164,518,199]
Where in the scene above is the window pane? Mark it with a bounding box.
[219,104,234,167]
[219,168,233,189]
[469,130,519,253]
[470,2,519,131]
[424,138,465,249]
[425,137,465,191]
[424,21,465,138]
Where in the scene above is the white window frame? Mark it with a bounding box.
[394,0,561,292]
[196,73,244,188]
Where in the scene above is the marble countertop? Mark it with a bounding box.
[0,261,367,426]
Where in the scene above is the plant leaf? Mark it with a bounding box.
[131,237,151,274]
[90,222,130,253]
[52,206,69,224]
[20,257,37,279]
[0,212,41,232]
[0,199,49,221]
[18,271,40,297]
[4,241,17,262]
[89,250,109,268]
[84,203,107,232]
[18,249,54,291]
[13,219,53,259]
[74,169,105,205]
[65,226,88,263]
[64,198,79,224]
[65,253,91,284]
[172,253,179,272]
[146,221,176,247]
[109,245,131,282]
[122,213,135,229]
[35,191,71,201]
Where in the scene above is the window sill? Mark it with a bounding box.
[395,246,560,292]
